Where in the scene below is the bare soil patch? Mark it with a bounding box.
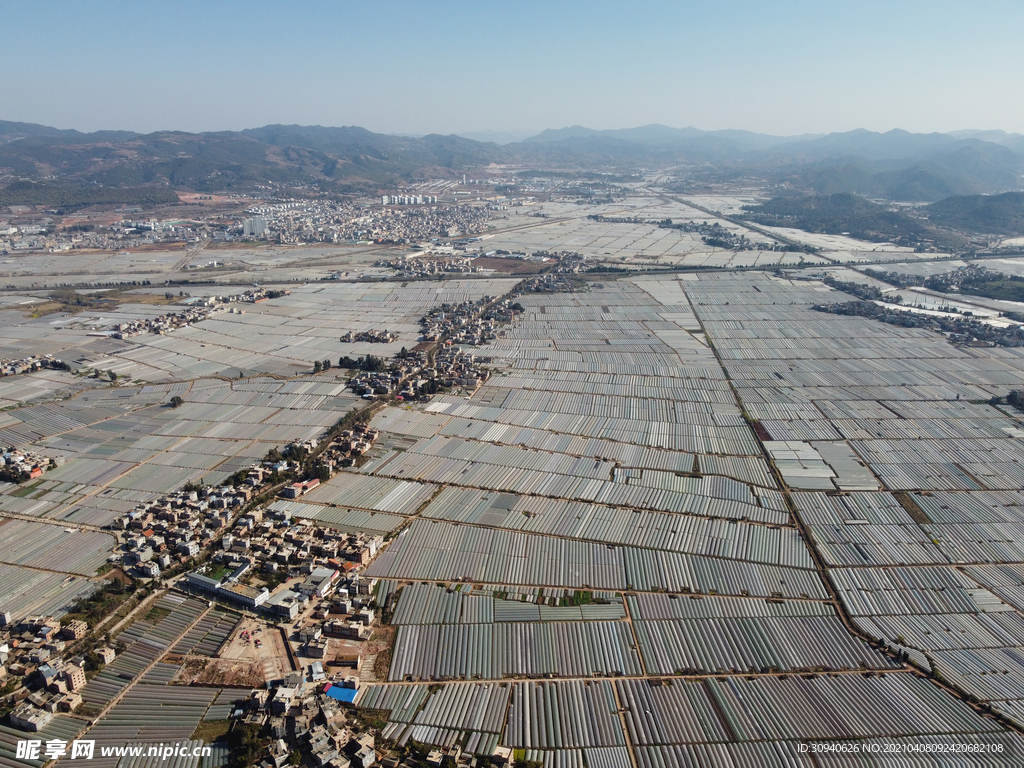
[176,656,265,688]
[217,618,292,682]
[472,256,551,274]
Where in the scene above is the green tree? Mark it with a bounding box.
[169,395,184,408]
[0,465,30,484]
[313,360,322,374]
[229,723,263,768]
[106,369,117,381]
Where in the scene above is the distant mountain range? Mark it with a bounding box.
[1,119,1022,203]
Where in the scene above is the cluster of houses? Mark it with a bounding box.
[292,573,378,653]
[251,674,503,768]
[0,353,70,378]
[433,346,490,391]
[340,330,397,344]
[551,251,588,273]
[342,293,517,400]
[418,296,503,346]
[111,305,212,339]
[310,424,382,473]
[522,274,579,293]
[344,344,491,401]
[345,351,430,400]
[375,254,481,277]
[181,498,382,620]
[239,682,380,768]
[0,447,62,480]
[238,198,494,245]
[111,288,290,338]
[107,465,295,578]
[0,615,117,728]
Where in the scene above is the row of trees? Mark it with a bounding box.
[315,354,393,373]
[336,354,387,372]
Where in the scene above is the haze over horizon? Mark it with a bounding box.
[2,0,1022,137]
[5,118,1022,147]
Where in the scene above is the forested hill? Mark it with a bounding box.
[926,192,1024,236]
[740,193,961,248]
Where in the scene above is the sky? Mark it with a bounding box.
[2,0,1023,139]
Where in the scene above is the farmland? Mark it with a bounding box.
[3,185,1024,765]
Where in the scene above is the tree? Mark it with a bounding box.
[322,359,331,371]
[106,369,117,381]
[169,395,184,408]
[360,354,386,372]
[313,360,322,374]
[0,465,29,484]
[229,723,263,768]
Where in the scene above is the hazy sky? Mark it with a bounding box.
[2,0,1022,137]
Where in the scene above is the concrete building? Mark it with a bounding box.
[10,703,53,732]
[297,566,338,598]
[243,216,268,237]
[219,582,269,609]
[59,620,88,641]
[61,664,86,692]
[178,540,200,557]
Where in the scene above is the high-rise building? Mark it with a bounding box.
[243,216,268,237]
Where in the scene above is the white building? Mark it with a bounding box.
[10,703,53,732]
[243,216,268,237]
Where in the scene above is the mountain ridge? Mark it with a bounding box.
[0,119,1021,201]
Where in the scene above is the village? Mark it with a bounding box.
[0,279,527,767]
[112,287,291,339]
[0,447,64,483]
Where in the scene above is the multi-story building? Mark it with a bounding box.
[61,664,86,692]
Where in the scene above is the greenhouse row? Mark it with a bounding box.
[390,582,624,626]
[373,452,785,524]
[502,680,626,749]
[367,519,826,598]
[632,615,890,675]
[389,620,641,680]
[419,486,804,565]
[617,673,1001,745]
